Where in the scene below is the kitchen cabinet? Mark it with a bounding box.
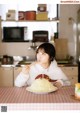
[0,67,14,86]
[60,66,78,85]
[13,67,22,86]
[0,66,22,87]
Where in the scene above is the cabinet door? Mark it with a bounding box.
[60,66,78,85]
[0,67,13,87]
[13,67,22,86]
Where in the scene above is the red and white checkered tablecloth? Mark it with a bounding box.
[0,86,80,110]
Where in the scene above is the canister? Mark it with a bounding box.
[18,11,25,20]
[25,11,36,20]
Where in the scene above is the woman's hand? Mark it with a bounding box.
[53,80,63,89]
[21,62,37,75]
[22,65,30,75]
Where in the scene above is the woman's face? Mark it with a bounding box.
[36,49,50,64]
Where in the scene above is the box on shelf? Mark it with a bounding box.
[18,11,25,20]
[36,12,48,20]
[8,10,16,13]
[38,4,47,7]
[6,12,15,21]
[6,10,16,21]
[37,7,47,12]
[37,4,47,12]
[55,38,68,60]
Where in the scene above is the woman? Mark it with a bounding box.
[15,42,70,88]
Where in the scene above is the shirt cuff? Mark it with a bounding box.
[57,79,64,86]
[59,79,71,86]
[20,72,29,80]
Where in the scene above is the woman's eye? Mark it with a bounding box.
[42,53,45,55]
[37,52,46,55]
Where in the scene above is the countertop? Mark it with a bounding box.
[0,62,78,68]
[0,86,80,110]
[58,63,78,67]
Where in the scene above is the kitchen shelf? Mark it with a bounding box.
[1,19,59,22]
[0,4,59,42]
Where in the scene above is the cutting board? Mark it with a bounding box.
[55,38,68,60]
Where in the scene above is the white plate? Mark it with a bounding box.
[26,87,58,94]
[1,65,13,67]
[21,65,25,67]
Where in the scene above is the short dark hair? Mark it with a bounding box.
[36,42,56,61]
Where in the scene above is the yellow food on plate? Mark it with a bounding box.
[26,78,58,93]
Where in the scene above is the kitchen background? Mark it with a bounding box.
[0,4,80,63]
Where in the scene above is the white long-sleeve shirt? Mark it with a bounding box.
[15,60,71,87]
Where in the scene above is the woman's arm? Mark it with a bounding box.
[15,72,29,87]
[53,79,71,88]
[53,67,71,87]
[50,61,71,87]
[15,65,30,87]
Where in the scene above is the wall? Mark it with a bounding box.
[0,4,80,60]
[0,42,41,60]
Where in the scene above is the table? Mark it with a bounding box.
[0,86,80,110]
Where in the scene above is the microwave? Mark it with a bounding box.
[33,30,49,42]
[2,27,27,42]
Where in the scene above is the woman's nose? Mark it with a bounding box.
[38,52,43,55]
[37,54,42,59]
